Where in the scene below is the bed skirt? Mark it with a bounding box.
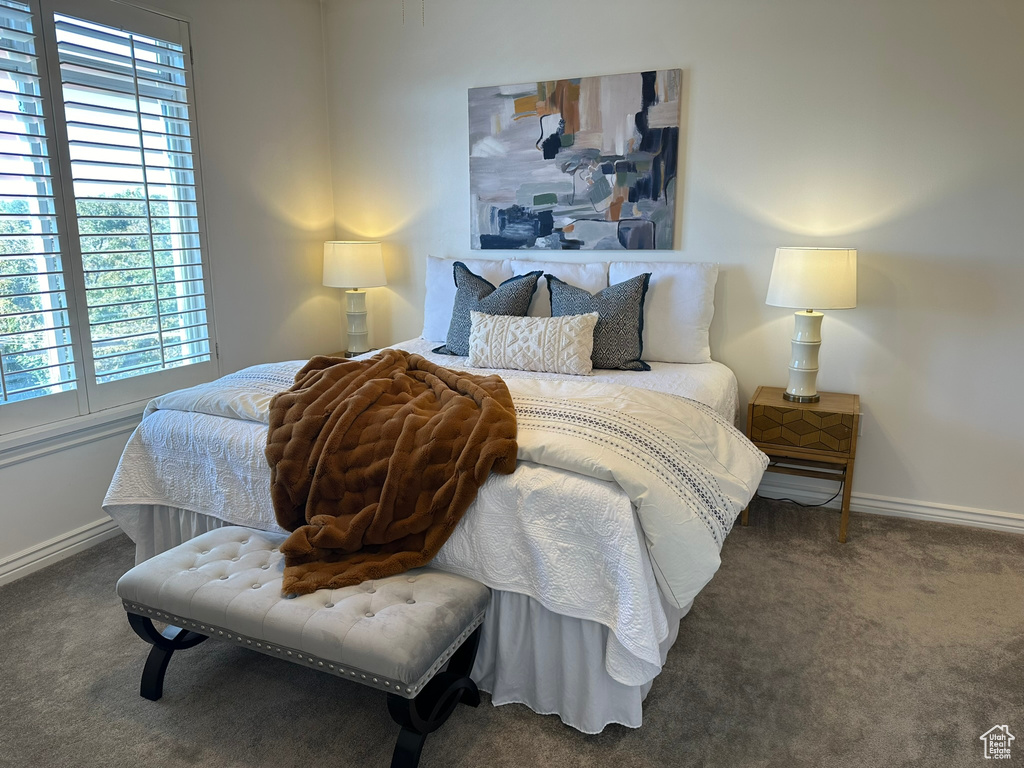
[113,504,687,733]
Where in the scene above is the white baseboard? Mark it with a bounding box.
[757,475,1024,535]
[0,517,123,588]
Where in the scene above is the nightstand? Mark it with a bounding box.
[741,386,860,542]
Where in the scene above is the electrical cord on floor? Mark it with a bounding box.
[754,478,845,509]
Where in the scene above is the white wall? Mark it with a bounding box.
[0,0,337,574]
[151,0,340,373]
[322,0,1024,518]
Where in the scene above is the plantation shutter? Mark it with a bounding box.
[0,0,216,432]
[0,0,80,430]
[43,0,216,411]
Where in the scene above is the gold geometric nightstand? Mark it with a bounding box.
[741,386,860,542]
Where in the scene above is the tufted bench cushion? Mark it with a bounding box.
[116,526,489,767]
[116,526,490,699]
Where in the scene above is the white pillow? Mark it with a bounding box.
[510,260,608,317]
[608,261,718,364]
[468,310,598,375]
[422,256,513,341]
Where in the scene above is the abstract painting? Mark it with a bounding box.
[469,69,681,250]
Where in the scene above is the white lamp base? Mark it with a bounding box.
[784,310,822,403]
[345,289,370,356]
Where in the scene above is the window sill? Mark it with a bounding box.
[0,401,147,471]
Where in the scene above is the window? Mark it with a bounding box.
[0,0,215,433]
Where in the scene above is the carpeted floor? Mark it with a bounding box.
[1,499,1021,767]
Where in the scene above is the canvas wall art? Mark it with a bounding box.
[469,69,681,251]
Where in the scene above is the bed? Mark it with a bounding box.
[103,259,768,734]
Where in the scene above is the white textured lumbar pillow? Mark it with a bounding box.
[468,311,598,375]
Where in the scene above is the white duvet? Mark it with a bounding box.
[104,345,766,686]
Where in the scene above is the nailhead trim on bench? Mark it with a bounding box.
[123,601,486,699]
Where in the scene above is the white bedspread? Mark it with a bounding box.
[104,343,763,687]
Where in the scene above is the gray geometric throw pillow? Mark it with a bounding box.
[433,262,542,356]
[548,273,652,371]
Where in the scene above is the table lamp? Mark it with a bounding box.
[323,241,387,356]
[766,247,857,402]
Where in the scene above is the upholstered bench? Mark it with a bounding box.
[116,526,489,767]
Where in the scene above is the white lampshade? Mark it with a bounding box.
[766,247,857,310]
[323,241,387,289]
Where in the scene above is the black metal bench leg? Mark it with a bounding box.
[126,613,208,701]
[139,644,174,701]
[387,625,483,768]
[390,726,427,768]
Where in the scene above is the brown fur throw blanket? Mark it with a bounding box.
[265,349,517,595]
